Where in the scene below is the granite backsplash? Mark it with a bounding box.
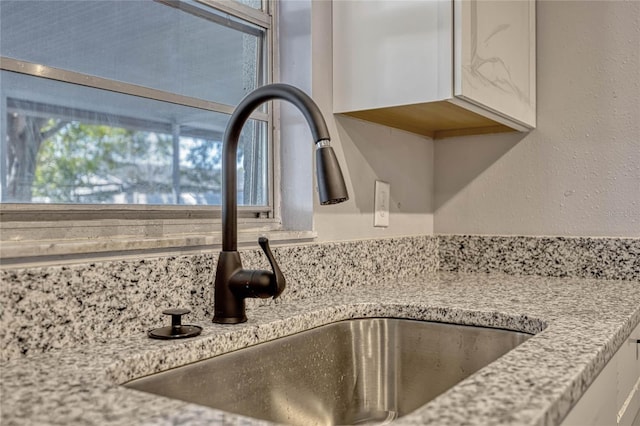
[1,234,638,362]
[0,236,438,361]
[438,235,640,281]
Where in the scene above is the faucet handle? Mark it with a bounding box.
[258,237,286,298]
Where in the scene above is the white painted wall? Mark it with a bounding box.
[283,0,638,241]
[279,0,314,233]
[311,1,434,241]
[280,0,435,242]
[435,1,640,237]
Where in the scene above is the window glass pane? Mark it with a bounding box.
[179,120,268,206]
[1,71,268,206]
[235,0,263,10]
[0,0,265,106]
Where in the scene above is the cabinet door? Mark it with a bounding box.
[561,322,640,426]
[560,356,618,426]
[454,0,536,128]
[618,322,640,426]
[333,0,452,113]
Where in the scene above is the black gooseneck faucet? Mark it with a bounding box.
[213,83,349,324]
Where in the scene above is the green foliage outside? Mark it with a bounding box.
[31,119,224,204]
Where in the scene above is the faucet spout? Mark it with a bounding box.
[213,83,349,324]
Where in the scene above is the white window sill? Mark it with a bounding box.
[0,228,317,268]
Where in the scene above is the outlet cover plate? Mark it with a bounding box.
[374,180,390,227]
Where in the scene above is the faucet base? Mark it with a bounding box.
[213,250,248,324]
[213,315,247,324]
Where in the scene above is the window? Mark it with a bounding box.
[0,0,280,261]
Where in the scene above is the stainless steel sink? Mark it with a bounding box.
[125,318,531,425]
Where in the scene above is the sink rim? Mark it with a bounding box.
[111,307,548,388]
[122,316,537,425]
[122,315,538,381]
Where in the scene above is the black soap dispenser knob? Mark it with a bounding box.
[148,308,203,340]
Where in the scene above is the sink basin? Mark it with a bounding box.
[125,318,531,425]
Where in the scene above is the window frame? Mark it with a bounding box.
[0,0,310,266]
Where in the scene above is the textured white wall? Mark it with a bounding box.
[279,0,314,232]
[309,1,435,242]
[435,1,640,237]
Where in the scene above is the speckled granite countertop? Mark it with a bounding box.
[2,271,639,426]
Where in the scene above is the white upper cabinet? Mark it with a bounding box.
[333,0,536,139]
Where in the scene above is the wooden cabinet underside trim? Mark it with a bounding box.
[341,100,515,139]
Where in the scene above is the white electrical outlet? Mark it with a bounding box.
[374,180,390,227]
